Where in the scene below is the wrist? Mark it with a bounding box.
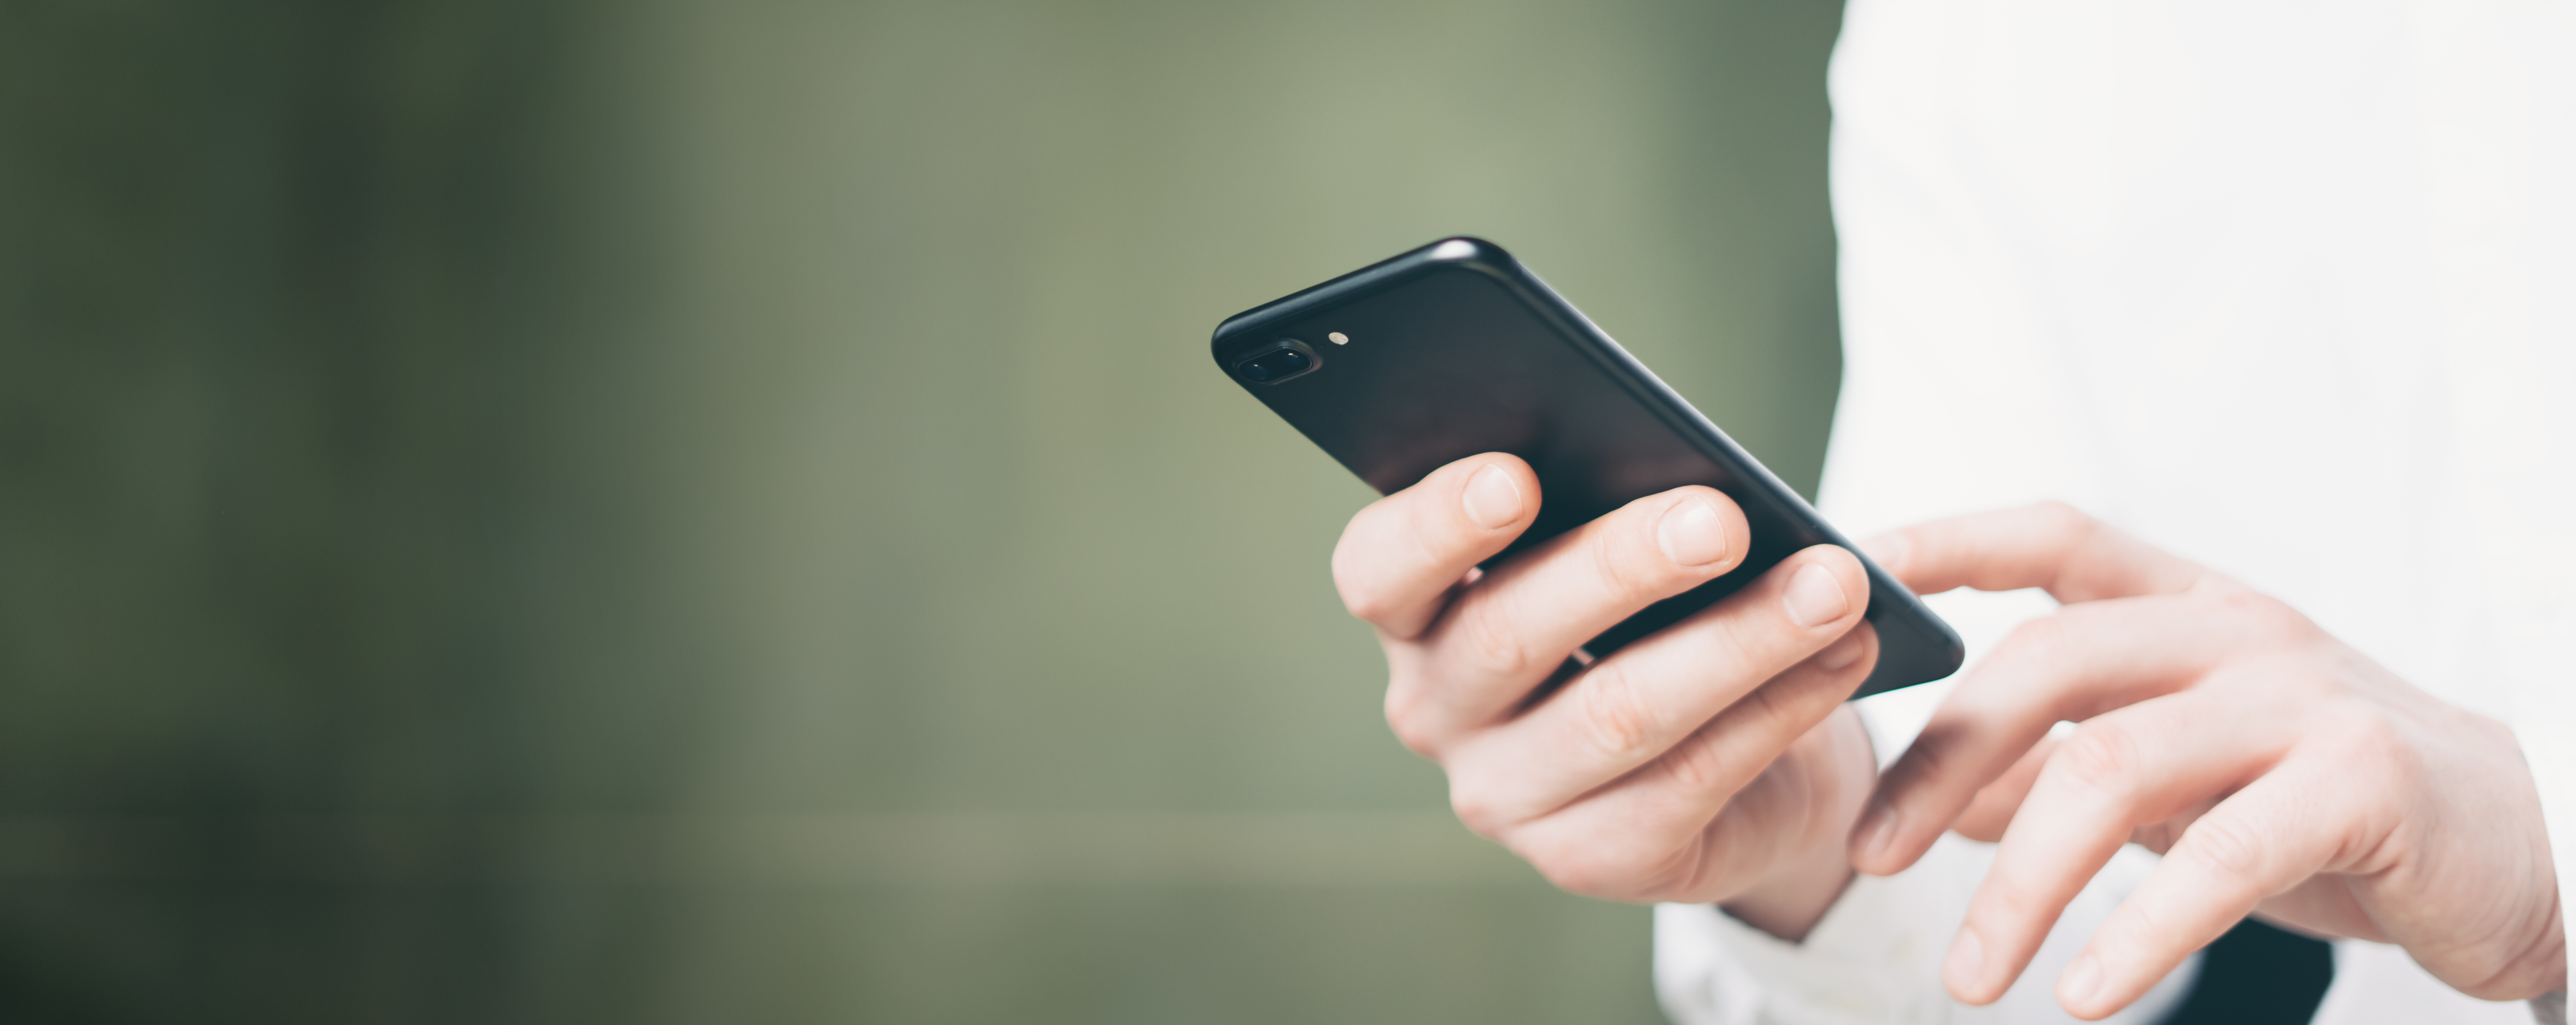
[1719,854,1856,942]
[1717,705,1875,942]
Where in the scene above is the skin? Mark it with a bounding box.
[1334,453,1881,937]
[1853,502,2565,1017]
[1335,454,2566,1018]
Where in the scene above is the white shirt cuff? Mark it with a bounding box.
[1656,835,2194,1025]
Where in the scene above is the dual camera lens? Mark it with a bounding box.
[1236,340,1321,385]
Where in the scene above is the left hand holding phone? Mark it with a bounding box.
[1336,452,1883,941]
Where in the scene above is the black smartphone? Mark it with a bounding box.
[1211,237,1962,699]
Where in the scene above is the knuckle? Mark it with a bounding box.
[2028,499,2083,520]
[1329,509,1400,612]
[1731,679,1799,743]
[1444,596,1538,679]
[2180,812,2269,882]
[2324,706,2417,778]
[1447,776,1513,838]
[2053,723,2145,799]
[1575,661,1668,761]
[1388,724,1441,759]
[2207,589,2315,640]
[1338,577,1396,625]
[1381,687,1441,757]
[2031,500,2098,545]
[1656,731,1735,795]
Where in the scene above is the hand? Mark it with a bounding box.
[1334,453,1880,938]
[1847,503,2566,1018]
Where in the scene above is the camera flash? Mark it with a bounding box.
[1328,332,1350,345]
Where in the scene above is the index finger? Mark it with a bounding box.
[1332,454,1540,639]
[1862,503,2207,604]
[1849,592,2268,876]
[1941,689,2285,1008]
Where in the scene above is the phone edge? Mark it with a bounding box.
[1211,237,1965,696]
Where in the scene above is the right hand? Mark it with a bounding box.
[1335,453,1883,937]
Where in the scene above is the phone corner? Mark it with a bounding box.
[1421,236,1531,280]
[1421,235,1510,263]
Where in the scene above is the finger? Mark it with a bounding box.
[1444,545,1866,835]
[2052,754,2378,1019]
[1390,485,1752,744]
[1860,502,2207,604]
[1334,454,1540,639]
[2122,792,2226,857]
[1951,733,2059,843]
[1942,690,2292,1006]
[1500,623,1879,902]
[1850,593,2282,875]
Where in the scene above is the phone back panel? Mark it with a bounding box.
[1212,238,1961,698]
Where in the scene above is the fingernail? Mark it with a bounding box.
[2059,952,2102,1010]
[1944,927,1986,995]
[1461,465,1523,529]
[1783,563,1850,627]
[1853,799,1898,863]
[1816,628,1869,671]
[1657,496,1729,567]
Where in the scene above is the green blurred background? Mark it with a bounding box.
[0,0,1846,1021]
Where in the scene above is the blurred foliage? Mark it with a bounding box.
[0,0,1845,1021]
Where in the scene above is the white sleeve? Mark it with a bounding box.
[1653,836,2194,1025]
[2513,712,2576,1025]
